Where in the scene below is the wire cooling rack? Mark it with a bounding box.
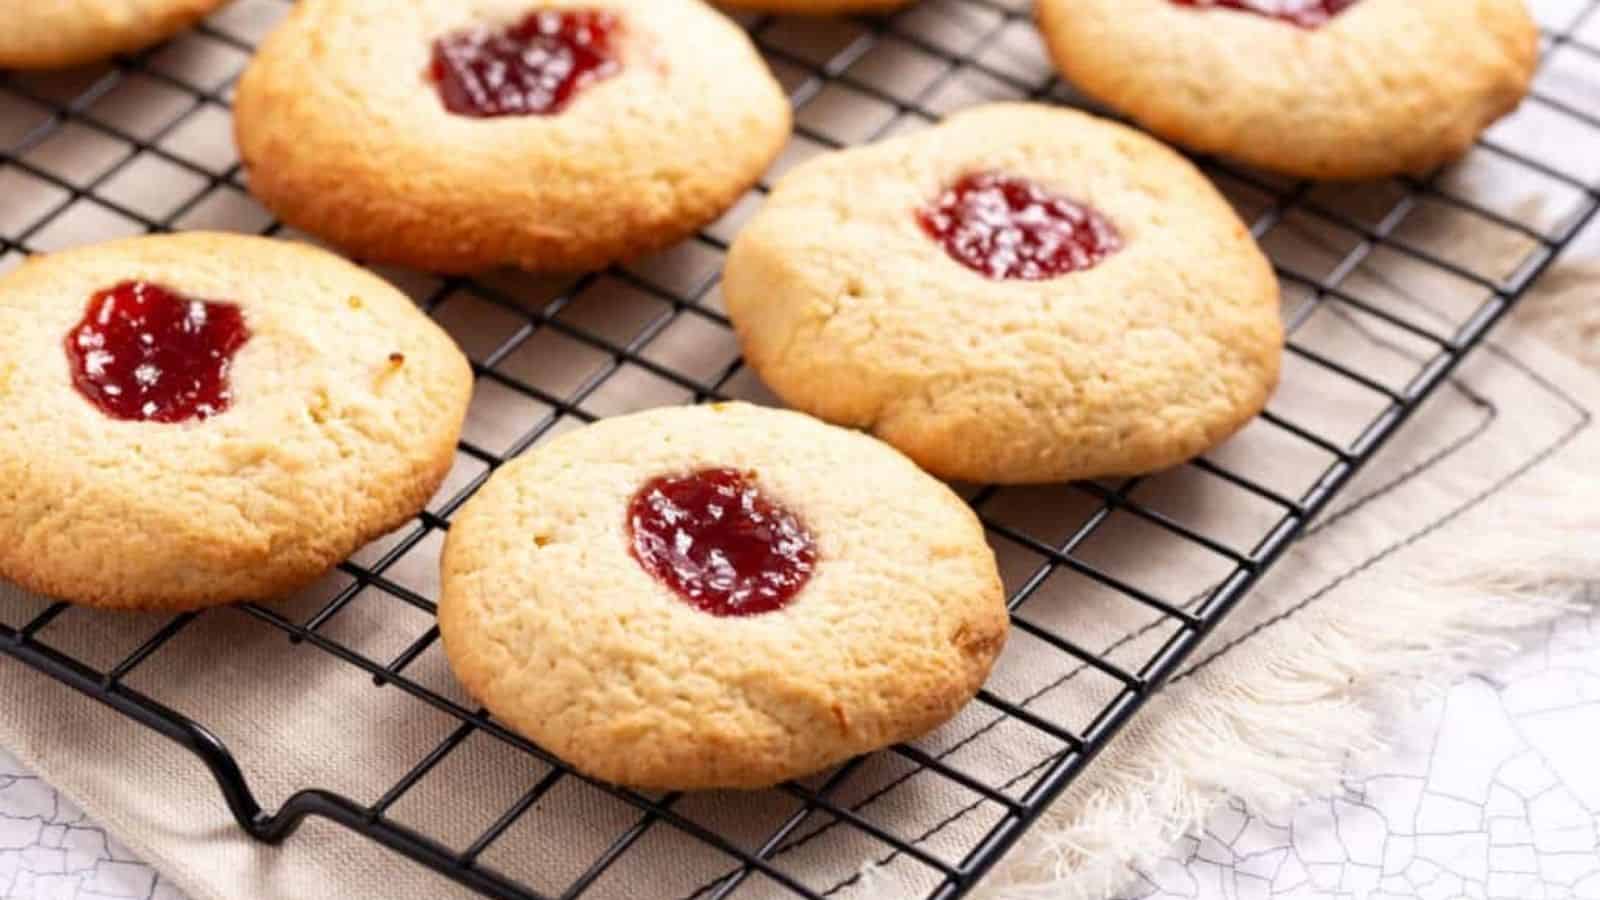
[3,1,1599,898]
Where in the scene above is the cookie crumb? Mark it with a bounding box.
[953,622,1004,659]
[375,353,406,389]
[308,388,331,424]
[347,296,364,310]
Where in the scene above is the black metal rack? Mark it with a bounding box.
[2,1,1598,897]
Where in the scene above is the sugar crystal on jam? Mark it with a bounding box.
[1170,0,1359,28]
[918,172,1123,281]
[627,468,817,617]
[430,10,622,118]
[65,281,250,424]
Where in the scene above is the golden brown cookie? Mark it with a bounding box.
[0,0,230,70]
[234,0,792,274]
[0,233,473,611]
[724,102,1283,485]
[1036,0,1539,180]
[438,403,1008,790]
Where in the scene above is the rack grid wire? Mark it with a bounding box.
[2,0,1599,898]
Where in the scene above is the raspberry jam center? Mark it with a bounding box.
[1170,0,1360,28]
[429,10,621,118]
[64,281,250,424]
[627,468,817,617]
[918,172,1123,281]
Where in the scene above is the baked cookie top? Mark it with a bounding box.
[724,103,1283,485]
[234,0,791,274]
[438,403,1008,790]
[0,233,473,610]
[0,0,228,70]
[1036,0,1539,180]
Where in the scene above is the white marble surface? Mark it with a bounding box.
[1,598,1595,899]
[0,770,178,900]
[1123,599,1600,900]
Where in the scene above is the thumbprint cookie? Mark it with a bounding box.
[234,0,792,273]
[438,403,1008,789]
[0,233,472,610]
[1036,0,1539,180]
[724,103,1283,485]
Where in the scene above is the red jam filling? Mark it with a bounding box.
[64,281,250,424]
[1170,0,1359,28]
[429,10,622,118]
[918,172,1123,281]
[627,468,817,617]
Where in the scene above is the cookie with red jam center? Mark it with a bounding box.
[0,233,473,611]
[235,0,791,274]
[1037,0,1538,180]
[724,103,1283,485]
[438,403,1007,790]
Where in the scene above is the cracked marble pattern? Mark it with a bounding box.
[1124,604,1600,900]
[5,605,1599,899]
[0,765,180,900]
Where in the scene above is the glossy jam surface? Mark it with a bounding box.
[627,468,817,617]
[64,281,250,424]
[1170,0,1359,28]
[918,172,1123,281]
[429,10,622,118]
